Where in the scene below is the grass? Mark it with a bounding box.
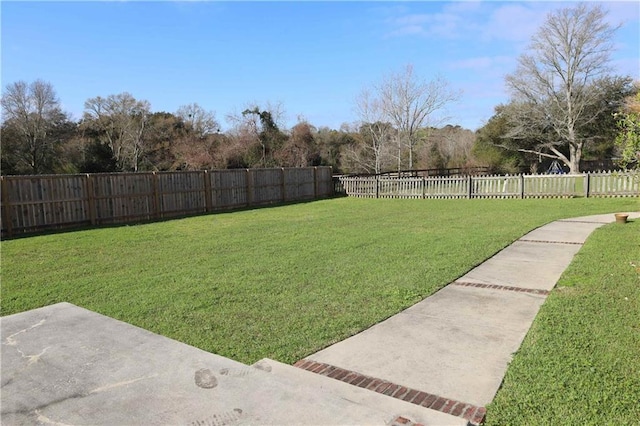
[2,197,638,366]
[485,217,640,425]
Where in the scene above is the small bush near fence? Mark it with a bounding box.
[336,171,639,199]
[1,167,333,238]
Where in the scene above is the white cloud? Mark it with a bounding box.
[379,2,561,44]
[383,8,465,40]
[482,4,540,42]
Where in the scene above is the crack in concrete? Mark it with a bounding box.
[17,346,51,366]
[35,409,75,426]
[4,319,46,346]
[88,374,159,394]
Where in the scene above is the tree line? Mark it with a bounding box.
[0,81,477,176]
[2,3,638,176]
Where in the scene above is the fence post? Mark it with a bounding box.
[86,174,97,226]
[281,168,286,202]
[584,173,590,198]
[246,169,253,206]
[467,175,472,199]
[151,172,161,219]
[520,174,525,199]
[203,170,212,212]
[422,177,426,199]
[313,167,318,199]
[375,175,380,199]
[1,176,14,238]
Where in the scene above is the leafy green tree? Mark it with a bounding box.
[78,140,119,173]
[615,90,640,170]
[142,112,187,171]
[472,105,540,174]
[314,126,355,173]
[580,76,636,161]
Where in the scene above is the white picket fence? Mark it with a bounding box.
[337,171,639,199]
[587,171,639,197]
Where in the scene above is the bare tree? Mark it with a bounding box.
[422,125,476,169]
[378,64,460,170]
[354,89,394,174]
[83,93,151,171]
[505,3,620,174]
[1,80,67,174]
[176,103,220,138]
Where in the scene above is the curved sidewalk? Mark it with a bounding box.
[295,212,639,424]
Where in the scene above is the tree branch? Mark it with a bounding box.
[496,144,560,160]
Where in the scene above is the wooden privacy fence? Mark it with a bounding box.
[336,171,639,199]
[1,167,333,238]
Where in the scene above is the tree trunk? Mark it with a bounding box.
[397,138,402,172]
[408,139,413,170]
[568,143,582,174]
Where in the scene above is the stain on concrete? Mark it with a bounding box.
[252,360,272,373]
[195,369,218,389]
[218,367,258,378]
[2,393,85,418]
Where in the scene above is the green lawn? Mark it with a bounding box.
[2,197,638,366]
[485,216,640,425]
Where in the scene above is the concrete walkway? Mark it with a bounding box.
[295,212,639,423]
[2,212,637,426]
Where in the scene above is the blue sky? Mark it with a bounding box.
[2,1,639,132]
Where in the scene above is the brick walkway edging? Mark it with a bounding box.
[519,239,584,245]
[452,281,550,296]
[293,359,486,425]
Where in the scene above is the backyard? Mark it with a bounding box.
[2,197,637,363]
